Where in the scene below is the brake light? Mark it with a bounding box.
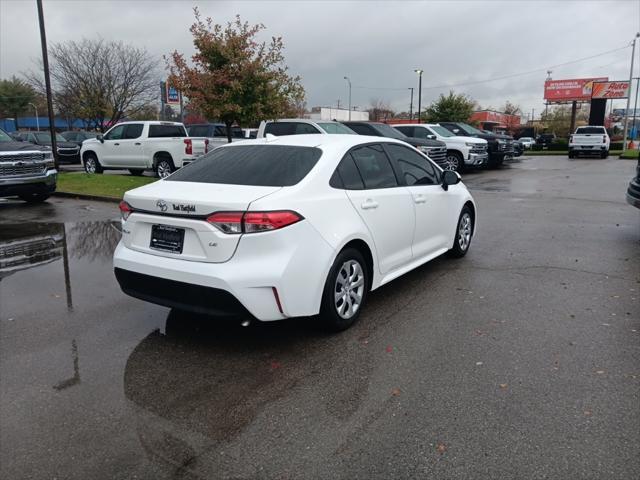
[206,210,303,234]
[204,139,209,153]
[119,201,133,221]
[184,138,192,155]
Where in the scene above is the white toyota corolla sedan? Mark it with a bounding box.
[113,134,476,331]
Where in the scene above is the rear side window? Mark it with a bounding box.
[386,144,439,186]
[188,125,209,137]
[331,155,365,190]
[124,124,143,139]
[575,127,606,134]
[347,124,376,136]
[350,144,398,189]
[166,145,322,187]
[148,124,187,138]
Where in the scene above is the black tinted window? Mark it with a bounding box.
[394,126,413,137]
[148,124,187,138]
[265,123,295,136]
[331,155,365,190]
[351,145,398,189]
[294,123,321,134]
[124,124,143,139]
[167,145,322,187]
[575,127,606,134]
[386,143,439,186]
[188,125,209,137]
[347,124,376,136]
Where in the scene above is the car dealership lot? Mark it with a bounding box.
[1,156,638,479]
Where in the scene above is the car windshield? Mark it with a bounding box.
[457,123,485,135]
[317,122,356,134]
[167,144,322,187]
[0,128,13,142]
[373,123,406,139]
[430,126,454,137]
[34,133,66,142]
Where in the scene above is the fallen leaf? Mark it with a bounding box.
[595,370,605,375]
[583,410,592,416]
[386,346,393,353]
[499,383,508,389]
[270,361,281,370]
[436,443,447,454]
[475,361,483,366]
[391,388,401,396]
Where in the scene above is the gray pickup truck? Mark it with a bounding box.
[0,128,57,203]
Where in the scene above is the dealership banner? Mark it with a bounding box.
[591,81,630,99]
[544,77,608,102]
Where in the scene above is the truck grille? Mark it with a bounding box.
[58,148,79,155]
[0,152,45,162]
[0,163,46,177]
[426,146,447,165]
[471,144,487,153]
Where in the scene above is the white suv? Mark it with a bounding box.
[393,124,488,172]
[114,135,476,331]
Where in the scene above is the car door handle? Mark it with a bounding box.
[114,143,120,146]
[134,142,141,146]
[361,199,379,210]
[414,195,427,204]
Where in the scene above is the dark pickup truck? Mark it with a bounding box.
[341,121,452,170]
[439,122,515,168]
[0,128,57,203]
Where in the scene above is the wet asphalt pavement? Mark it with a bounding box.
[1,156,638,479]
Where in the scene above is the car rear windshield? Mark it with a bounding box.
[148,124,187,138]
[575,127,606,134]
[317,122,356,134]
[166,145,322,187]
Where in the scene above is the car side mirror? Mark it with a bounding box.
[97,134,104,143]
[442,170,461,191]
[427,134,436,140]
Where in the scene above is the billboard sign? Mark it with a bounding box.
[544,77,608,102]
[165,84,180,105]
[591,81,630,99]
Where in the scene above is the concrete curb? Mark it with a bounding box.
[52,191,121,203]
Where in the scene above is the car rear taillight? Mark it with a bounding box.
[204,139,209,153]
[206,210,303,234]
[184,138,192,155]
[119,201,133,221]
[570,135,574,143]
[603,136,606,143]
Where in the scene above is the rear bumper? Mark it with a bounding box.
[0,169,57,197]
[569,145,608,151]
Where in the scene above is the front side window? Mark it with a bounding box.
[166,145,322,187]
[124,124,143,139]
[386,143,439,186]
[430,126,454,137]
[148,124,187,138]
[350,144,398,189]
[294,123,321,134]
[265,122,296,136]
[104,125,125,140]
[372,123,407,140]
[394,126,414,137]
[346,123,376,136]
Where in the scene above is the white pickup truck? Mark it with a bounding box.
[568,126,610,159]
[81,121,208,178]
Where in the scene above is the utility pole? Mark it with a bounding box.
[633,76,640,141]
[336,99,341,110]
[408,87,414,120]
[36,0,58,168]
[414,69,423,124]
[29,102,39,131]
[344,76,352,120]
[622,32,640,149]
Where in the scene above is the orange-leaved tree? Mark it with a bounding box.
[167,9,305,142]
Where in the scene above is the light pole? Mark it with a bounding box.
[36,0,58,168]
[344,76,352,120]
[28,102,39,131]
[622,32,640,150]
[408,87,414,120]
[414,69,423,123]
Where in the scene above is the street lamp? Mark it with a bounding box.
[408,87,414,120]
[344,76,352,120]
[414,69,423,123]
[28,102,39,131]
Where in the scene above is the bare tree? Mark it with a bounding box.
[26,38,159,131]
[367,98,395,121]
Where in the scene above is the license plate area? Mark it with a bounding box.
[150,224,185,253]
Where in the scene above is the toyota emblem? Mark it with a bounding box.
[156,199,168,212]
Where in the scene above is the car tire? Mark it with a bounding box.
[129,169,144,176]
[18,193,50,203]
[84,153,103,174]
[601,151,609,159]
[447,151,464,173]
[568,151,574,159]
[319,248,369,332]
[155,157,175,179]
[448,206,474,258]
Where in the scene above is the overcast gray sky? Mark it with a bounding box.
[1,0,640,119]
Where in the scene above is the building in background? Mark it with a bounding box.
[308,107,369,122]
[470,110,522,133]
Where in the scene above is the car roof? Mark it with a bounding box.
[229,133,410,149]
[268,119,341,125]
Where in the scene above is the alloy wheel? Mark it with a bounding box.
[446,154,459,171]
[157,161,172,179]
[458,212,472,251]
[334,259,365,319]
[85,158,96,174]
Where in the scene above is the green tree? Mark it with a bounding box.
[423,91,476,123]
[167,9,305,142]
[0,76,36,126]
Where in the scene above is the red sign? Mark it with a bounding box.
[591,81,630,99]
[544,77,608,102]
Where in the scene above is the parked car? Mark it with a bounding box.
[61,131,98,147]
[81,121,208,178]
[114,135,476,331]
[341,121,450,170]
[9,132,23,141]
[518,137,535,149]
[0,127,57,203]
[257,119,356,137]
[626,157,640,208]
[22,131,81,164]
[439,122,515,168]
[536,133,556,146]
[393,123,488,172]
[513,140,524,157]
[568,126,610,158]
[0,223,63,279]
[186,123,245,149]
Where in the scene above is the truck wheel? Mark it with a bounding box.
[601,151,609,159]
[155,157,174,179]
[446,151,464,173]
[129,169,144,176]
[18,193,50,203]
[84,153,103,174]
[319,248,369,332]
